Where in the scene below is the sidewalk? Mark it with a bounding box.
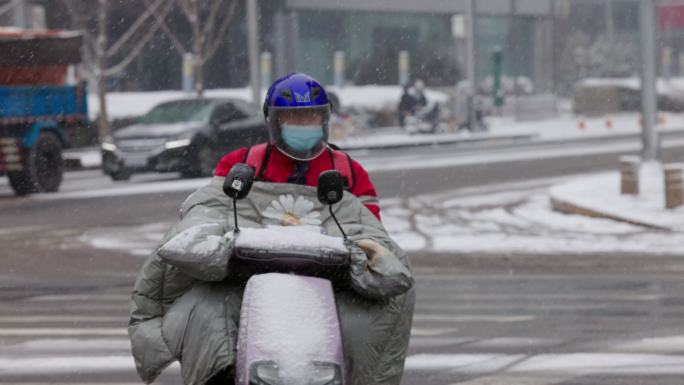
[550,162,684,232]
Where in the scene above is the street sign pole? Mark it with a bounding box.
[465,0,477,130]
[12,0,28,29]
[247,0,260,110]
[639,0,658,161]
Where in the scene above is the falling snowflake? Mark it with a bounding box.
[262,194,322,226]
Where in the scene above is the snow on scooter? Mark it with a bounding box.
[223,163,352,385]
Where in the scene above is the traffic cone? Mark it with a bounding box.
[605,116,612,129]
[578,117,586,130]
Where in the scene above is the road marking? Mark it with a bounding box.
[24,294,131,302]
[466,337,563,349]
[608,335,684,354]
[406,353,684,374]
[4,337,131,352]
[406,353,525,372]
[410,327,460,336]
[412,314,535,323]
[8,303,131,312]
[413,291,664,302]
[415,303,609,311]
[0,356,179,375]
[0,315,126,323]
[513,353,684,374]
[0,328,127,336]
[3,349,684,376]
[447,373,576,385]
[0,383,142,385]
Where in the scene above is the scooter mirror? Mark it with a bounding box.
[223,163,255,200]
[317,170,344,205]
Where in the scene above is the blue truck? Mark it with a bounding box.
[0,29,88,195]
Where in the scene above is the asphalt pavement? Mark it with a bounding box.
[3,272,684,384]
[3,136,684,384]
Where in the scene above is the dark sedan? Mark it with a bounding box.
[101,98,266,180]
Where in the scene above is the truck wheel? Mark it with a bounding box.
[8,131,63,195]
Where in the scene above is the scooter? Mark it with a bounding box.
[222,164,351,385]
[404,102,448,135]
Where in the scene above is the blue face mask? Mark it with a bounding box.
[281,124,324,151]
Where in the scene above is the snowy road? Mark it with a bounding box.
[3,273,684,384]
[3,137,684,384]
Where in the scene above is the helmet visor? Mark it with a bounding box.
[267,105,330,160]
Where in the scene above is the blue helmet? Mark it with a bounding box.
[263,73,331,160]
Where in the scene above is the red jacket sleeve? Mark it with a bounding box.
[214,147,248,177]
[349,159,381,221]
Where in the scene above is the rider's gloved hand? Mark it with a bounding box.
[347,238,414,300]
[156,223,235,281]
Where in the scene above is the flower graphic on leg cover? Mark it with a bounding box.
[262,194,322,226]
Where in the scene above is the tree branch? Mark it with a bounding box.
[104,9,165,76]
[0,1,15,18]
[175,0,194,21]
[204,0,238,61]
[143,0,188,55]
[106,0,165,58]
[201,0,223,43]
[62,0,98,70]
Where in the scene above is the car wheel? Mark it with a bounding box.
[181,142,216,178]
[197,145,217,176]
[110,169,132,181]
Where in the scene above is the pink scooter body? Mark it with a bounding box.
[235,272,346,385]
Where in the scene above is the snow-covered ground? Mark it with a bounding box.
[550,162,684,231]
[78,174,684,257]
[87,85,449,121]
[577,76,684,100]
[383,176,684,255]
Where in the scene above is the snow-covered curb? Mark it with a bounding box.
[550,163,684,232]
[338,130,535,150]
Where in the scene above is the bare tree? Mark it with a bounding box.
[144,0,238,97]
[0,2,14,18]
[62,0,173,141]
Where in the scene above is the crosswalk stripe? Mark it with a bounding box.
[415,303,610,311]
[446,373,577,385]
[406,353,684,374]
[0,383,142,385]
[0,328,127,336]
[0,356,180,375]
[7,304,130,312]
[413,314,535,322]
[0,316,125,323]
[24,294,131,302]
[410,327,460,336]
[413,292,664,301]
[8,352,682,376]
[4,338,130,352]
[0,326,455,338]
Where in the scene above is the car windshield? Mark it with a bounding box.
[139,100,215,124]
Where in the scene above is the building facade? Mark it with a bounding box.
[267,0,556,90]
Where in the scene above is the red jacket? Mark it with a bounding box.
[215,145,381,220]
